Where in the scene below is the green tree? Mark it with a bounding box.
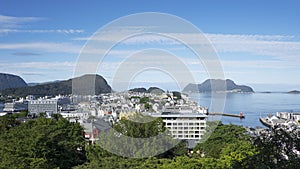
[250,125,300,169]
[194,123,250,158]
[0,115,20,132]
[0,115,86,169]
[139,97,150,104]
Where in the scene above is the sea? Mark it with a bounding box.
[190,93,300,128]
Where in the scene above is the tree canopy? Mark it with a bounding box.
[0,114,86,169]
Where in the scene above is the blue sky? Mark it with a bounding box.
[0,0,300,91]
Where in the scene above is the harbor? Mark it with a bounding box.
[259,112,300,128]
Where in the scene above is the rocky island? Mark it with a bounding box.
[183,79,254,93]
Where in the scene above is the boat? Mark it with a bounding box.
[259,117,272,127]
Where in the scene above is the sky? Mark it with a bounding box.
[0,0,300,91]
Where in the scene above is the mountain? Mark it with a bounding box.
[183,79,254,93]
[287,90,300,94]
[27,80,62,87]
[147,87,165,94]
[0,73,27,90]
[129,87,165,94]
[129,87,147,93]
[0,74,112,96]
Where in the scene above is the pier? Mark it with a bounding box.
[208,112,245,118]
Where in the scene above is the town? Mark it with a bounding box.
[0,90,209,149]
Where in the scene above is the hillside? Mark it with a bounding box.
[129,87,164,94]
[0,74,112,96]
[183,79,254,93]
[0,73,27,90]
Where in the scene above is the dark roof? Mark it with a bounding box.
[92,119,111,131]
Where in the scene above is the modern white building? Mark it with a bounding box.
[150,111,207,148]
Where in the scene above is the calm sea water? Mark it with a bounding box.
[191,93,300,128]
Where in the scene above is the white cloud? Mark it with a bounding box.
[0,14,84,34]
[0,61,75,70]
[205,34,300,60]
[0,42,81,53]
[0,14,43,28]
[73,28,300,61]
[222,60,300,69]
[0,29,84,34]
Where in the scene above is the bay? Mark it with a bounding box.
[190,93,300,128]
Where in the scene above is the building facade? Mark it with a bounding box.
[28,99,57,115]
[151,112,207,148]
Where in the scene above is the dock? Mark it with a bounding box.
[208,112,245,118]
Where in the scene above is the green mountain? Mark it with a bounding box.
[0,74,112,97]
[129,87,164,94]
[0,73,27,90]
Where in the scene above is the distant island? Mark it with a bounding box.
[287,90,300,94]
[183,79,254,93]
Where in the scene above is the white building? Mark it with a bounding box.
[150,111,207,148]
[28,99,57,116]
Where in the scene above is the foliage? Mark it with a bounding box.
[0,115,21,132]
[0,114,86,169]
[2,113,298,169]
[139,97,150,104]
[144,103,151,110]
[97,113,181,158]
[250,125,300,169]
[194,123,252,158]
[172,91,182,100]
[76,123,259,169]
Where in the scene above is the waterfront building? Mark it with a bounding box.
[3,99,28,112]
